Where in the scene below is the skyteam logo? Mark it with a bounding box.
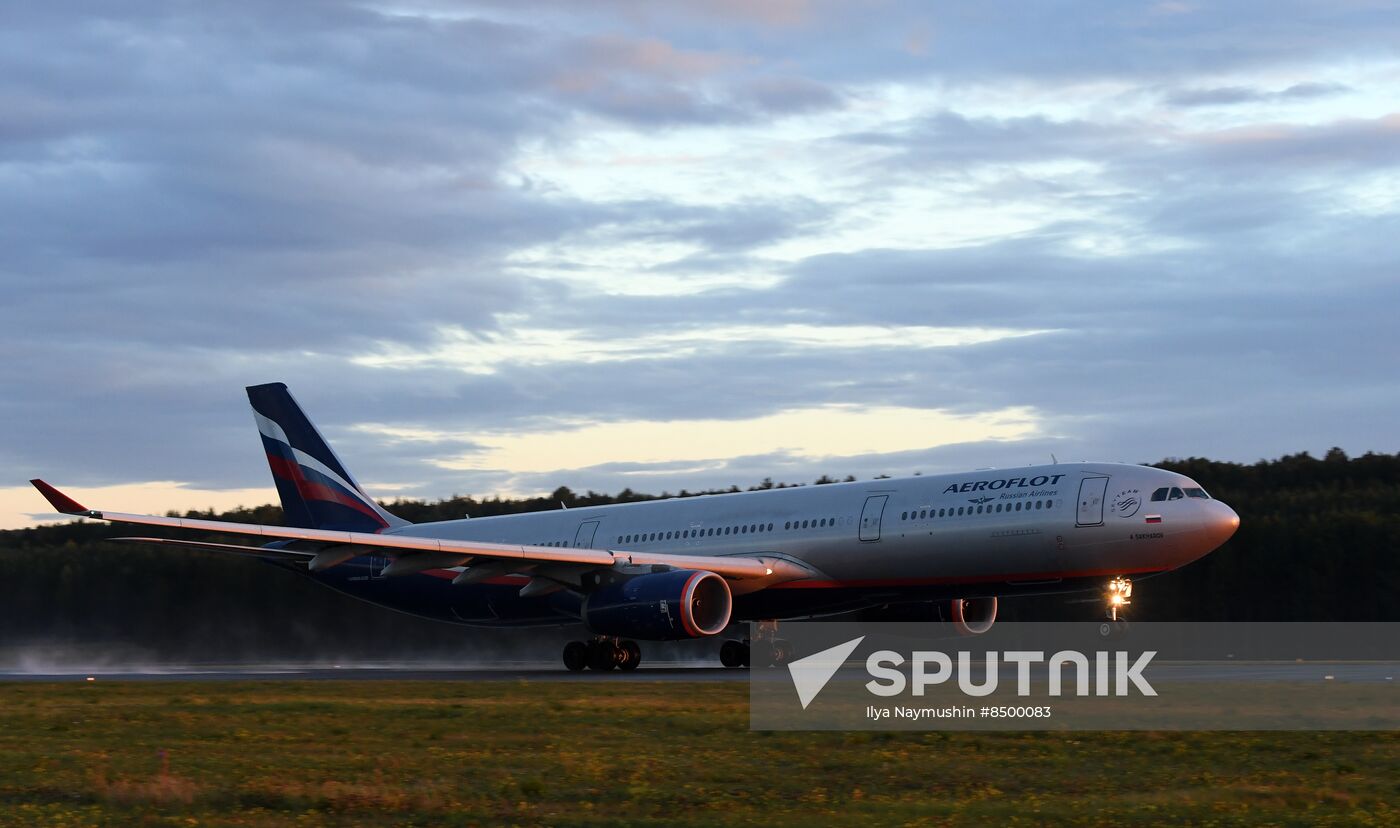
[785,636,1157,710]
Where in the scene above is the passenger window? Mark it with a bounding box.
[785,521,791,530]
[1151,488,1169,502]
[902,511,908,520]
[1168,488,1184,501]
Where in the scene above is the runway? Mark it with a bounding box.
[0,663,745,682]
[1,662,1393,683]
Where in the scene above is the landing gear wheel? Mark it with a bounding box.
[562,640,589,671]
[587,639,623,671]
[1106,576,1133,622]
[1098,619,1130,638]
[720,639,747,668]
[618,640,641,671]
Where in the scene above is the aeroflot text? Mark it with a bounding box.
[865,650,1158,697]
[942,474,1067,494]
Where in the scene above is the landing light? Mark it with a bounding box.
[1106,576,1133,621]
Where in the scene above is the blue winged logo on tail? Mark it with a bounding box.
[246,383,408,533]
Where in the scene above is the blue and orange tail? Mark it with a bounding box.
[246,383,408,533]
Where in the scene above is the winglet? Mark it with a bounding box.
[29,480,92,516]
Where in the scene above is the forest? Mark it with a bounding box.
[1,449,1394,664]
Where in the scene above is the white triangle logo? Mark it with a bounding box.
[787,636,865,710]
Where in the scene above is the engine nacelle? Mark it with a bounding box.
[948,596,997,635]
[582,569,732,640]
[858,596,999,635]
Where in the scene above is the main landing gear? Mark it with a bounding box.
[563,637,641,672]
[719,621,792,668]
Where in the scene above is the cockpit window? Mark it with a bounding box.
[1183,487,1210,499]
[1167,487,1184,501]
[1150,487,1169,502]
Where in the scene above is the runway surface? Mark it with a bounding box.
[1,662,1394,683]
[0,663,745,682]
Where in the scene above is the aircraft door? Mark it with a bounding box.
[1076,477,1109,527]
[859,495,889,542]
[573,520,600,549]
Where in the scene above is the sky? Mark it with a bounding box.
[3,0,1399,528]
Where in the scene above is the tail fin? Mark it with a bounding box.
[246,383,408,532]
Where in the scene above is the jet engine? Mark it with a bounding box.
[582,569,732,640]
[858,596,998,634]
[947,596,997,635]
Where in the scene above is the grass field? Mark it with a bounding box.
[0,680,1395,826]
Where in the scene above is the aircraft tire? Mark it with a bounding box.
[587,640,620,671]
[719,639,746,668]
[562,640,589,671]
[619,640,641,671]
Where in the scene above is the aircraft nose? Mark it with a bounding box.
[1206,500,1240,546]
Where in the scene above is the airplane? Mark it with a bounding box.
[30,382,1240,671]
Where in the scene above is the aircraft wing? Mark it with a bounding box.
[30,480,808,582]
[111,537,320,561]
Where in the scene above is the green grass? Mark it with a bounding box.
[0,680,1394,826]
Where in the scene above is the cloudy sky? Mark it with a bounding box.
[4,1,1399,527]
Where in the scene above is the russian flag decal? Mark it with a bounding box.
[1145,515,1162,524]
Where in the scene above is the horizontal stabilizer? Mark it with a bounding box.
[112,537,316,561]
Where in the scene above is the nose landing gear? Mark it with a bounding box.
[1106,576,1132,621]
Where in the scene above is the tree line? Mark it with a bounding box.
[1,449,1394,663]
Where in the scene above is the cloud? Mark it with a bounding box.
[3,0,1399,527]
[1164,82,1351,107]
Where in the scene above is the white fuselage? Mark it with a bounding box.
[387,462,1239,593]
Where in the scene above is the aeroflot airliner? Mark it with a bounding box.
[32,383,1239,671]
